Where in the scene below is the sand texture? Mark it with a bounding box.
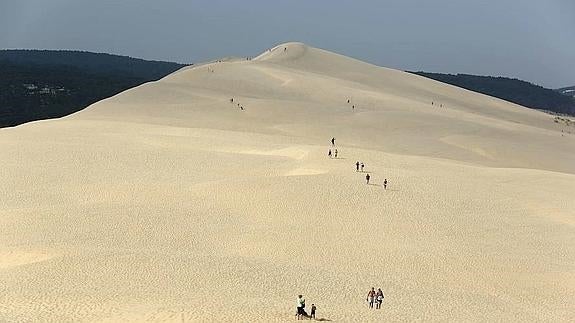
[1,43,574,322]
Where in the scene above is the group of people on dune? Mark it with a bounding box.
[367,287,385,309]
[229,98,244,110]
[330,137,389,188]
[296,295,317,320]
[295,288,385,320]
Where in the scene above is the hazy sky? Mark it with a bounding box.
[1,0,573,88]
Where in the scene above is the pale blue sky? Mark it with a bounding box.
[1,0,573,88]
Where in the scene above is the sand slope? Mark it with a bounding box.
[1,42,574,322]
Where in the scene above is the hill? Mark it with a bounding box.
[1,42,573,322]
[0,50,187,127]
[412,71,575,116]
[2,49,573,129]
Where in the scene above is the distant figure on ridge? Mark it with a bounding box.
[366,173,371,184]
[356,161,360,172]
[331,137,336,146]
[334,149,338,158]
[328,149,332,158]
[383,179,388,190]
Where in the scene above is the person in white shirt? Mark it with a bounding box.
[296,295,307,319]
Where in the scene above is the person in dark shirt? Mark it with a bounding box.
[310,304,317,319]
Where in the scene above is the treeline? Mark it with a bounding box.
[412,72,575,116]
[0,50,186,80]
[0,50,187,127]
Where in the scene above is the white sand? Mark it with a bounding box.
[1,42,574,322]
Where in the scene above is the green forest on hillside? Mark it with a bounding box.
[0,50,186,127]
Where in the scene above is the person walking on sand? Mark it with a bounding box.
[296,295,307,320]
[361,162,365,172]
[367,287,376,308]
[334,149,338,158]
[366,173,371,185]
[376,288,384,309]
[331,137,336,146]
[383,179,388,190]
[328,149,332,158]
[310,304,317,319]
[356,161,360,172]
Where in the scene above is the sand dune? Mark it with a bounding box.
[1,42,574,322]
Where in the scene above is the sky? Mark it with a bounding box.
[1,0,573,88]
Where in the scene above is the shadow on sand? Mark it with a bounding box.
[299,316,331,321]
